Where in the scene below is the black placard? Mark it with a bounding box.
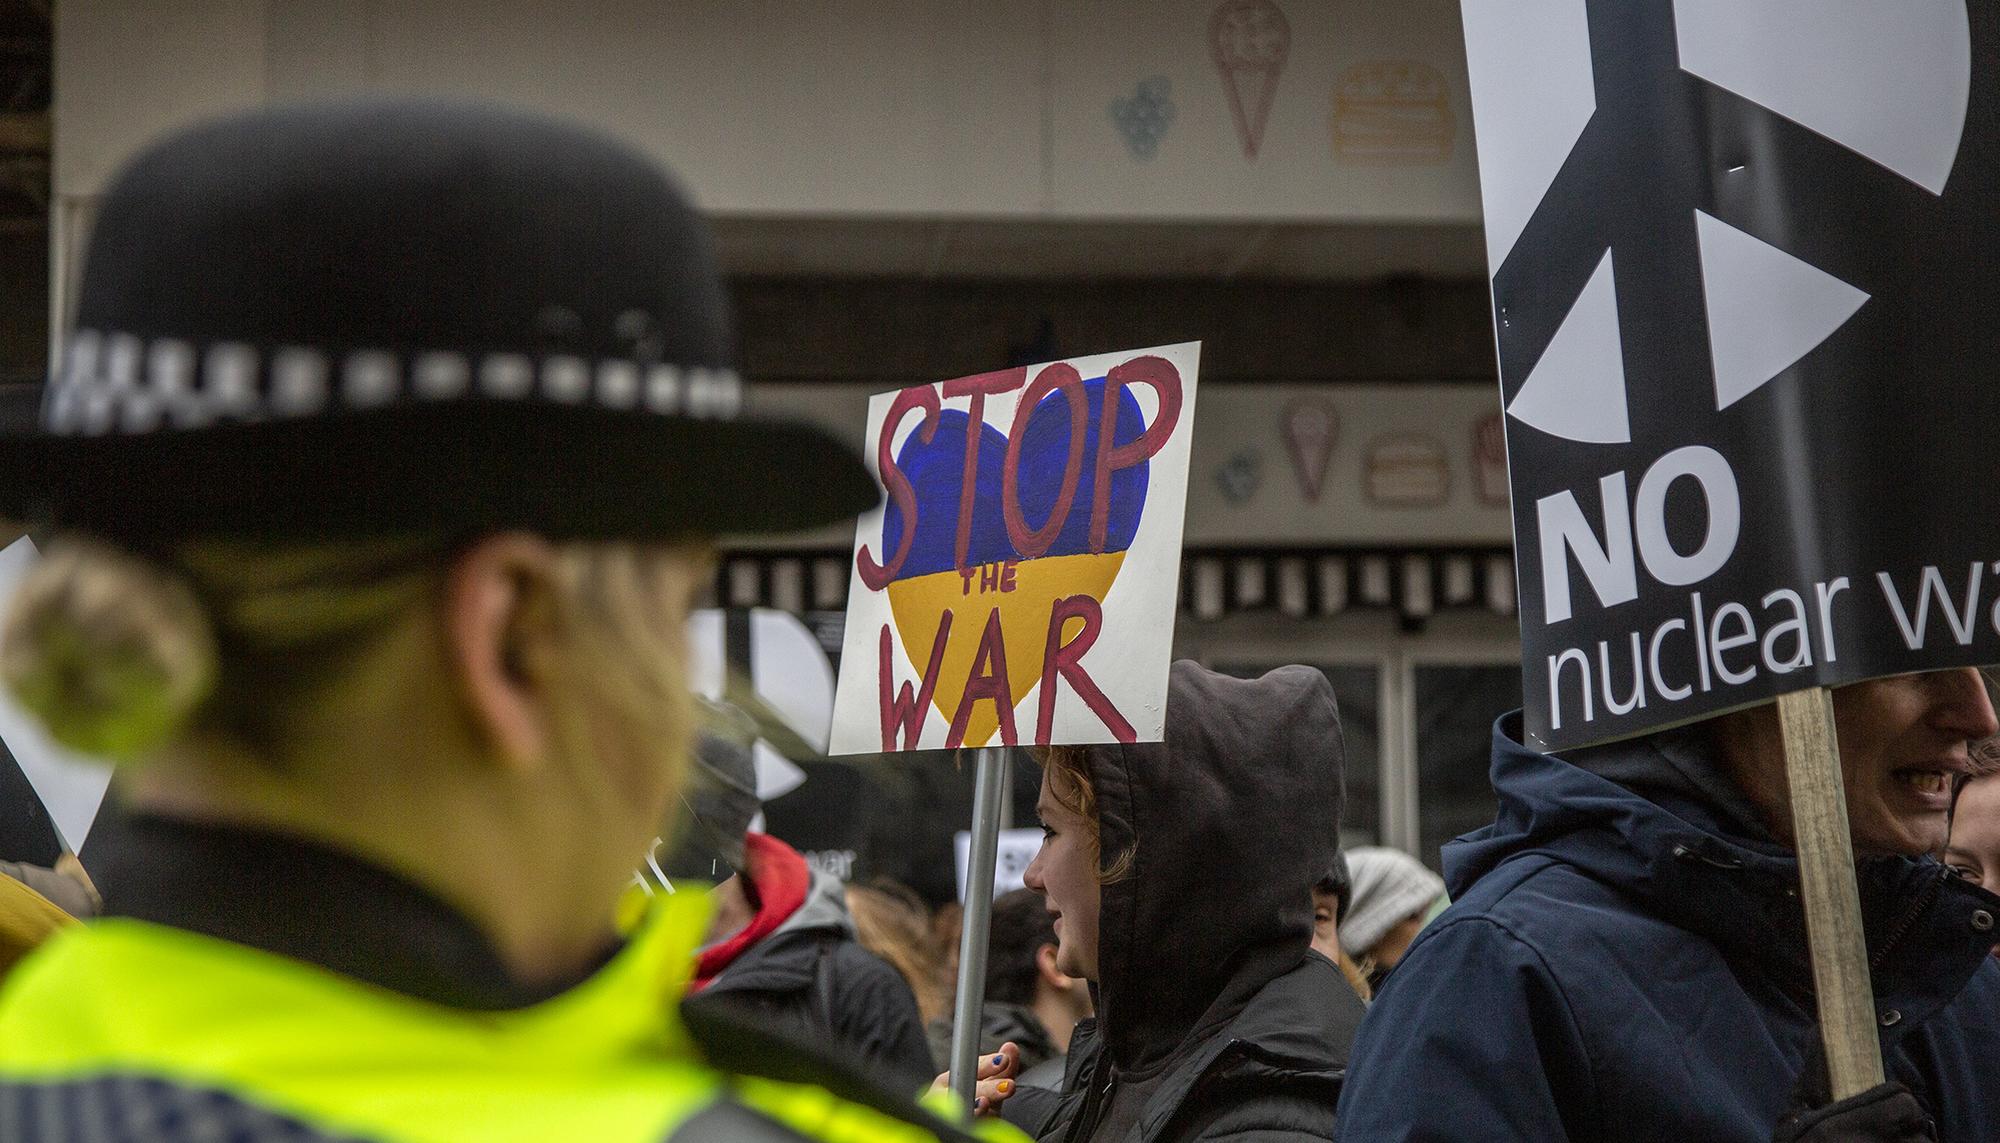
[1469,1,2000,748]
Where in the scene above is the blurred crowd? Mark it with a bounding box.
[0,99,1994,1143]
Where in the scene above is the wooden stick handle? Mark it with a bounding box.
[1776,686,1886,1099]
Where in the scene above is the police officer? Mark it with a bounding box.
[0,99,1016,1142]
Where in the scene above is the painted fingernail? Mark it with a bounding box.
[993,1054,1007,1067]
[974,1097,987,1111]
[997,1080,1014,1095]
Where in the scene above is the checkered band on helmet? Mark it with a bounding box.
[41,329,746,437]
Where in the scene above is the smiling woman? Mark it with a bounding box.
[1010,663,1357,1143]
[1019,745,1131,986]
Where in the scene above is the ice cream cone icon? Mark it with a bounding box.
[1284,397,1339,502]
[1210,0,1290,159]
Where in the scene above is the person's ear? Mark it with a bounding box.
[1035,941,1070,988]
[444,533,563,771]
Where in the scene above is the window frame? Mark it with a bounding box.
[1179,608,1520,859]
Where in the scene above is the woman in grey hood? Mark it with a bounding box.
[1002,660,1361,1142]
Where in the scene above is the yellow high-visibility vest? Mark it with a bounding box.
[0,889,1018,1142]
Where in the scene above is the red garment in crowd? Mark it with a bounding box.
[689,832,810,992]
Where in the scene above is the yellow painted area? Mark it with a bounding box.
[886,552,1126,747]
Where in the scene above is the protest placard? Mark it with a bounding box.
[829,343,1200,756]
[827,343,1199,1104]
[1462,0,2000,1095]
[1464,0,1998,754]
[955,827,1044,903]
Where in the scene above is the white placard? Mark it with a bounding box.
[829,343,1200,754]
[687,607,836,802]
[955,827,1046,903]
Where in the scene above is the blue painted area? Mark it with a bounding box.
[881,408,1012,579]
[1016,377,1149,558]
[881,377,1150,579]
[1110,77,1177,161]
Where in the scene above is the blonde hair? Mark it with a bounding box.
[1337,948,1374,1002]
[1035,744,1136,883]
[1,536,707,784]
[845,881,951,1023]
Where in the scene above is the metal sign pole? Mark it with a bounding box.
[948,745,1010,1107]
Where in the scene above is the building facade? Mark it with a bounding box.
[49,0,1517,874]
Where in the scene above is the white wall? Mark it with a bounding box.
[56,0,1481,222]
[55,2,268,200]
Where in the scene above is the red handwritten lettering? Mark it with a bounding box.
[946,608,1018,749]
[879,615,951,751]
[858,386,942,590]
[1036,595,1136,744]
[1002,362,1087,560]
[1090,356,1183,553]
[942,368,1026,573]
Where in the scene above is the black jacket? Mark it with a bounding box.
[687,862,938,1092]
[1018,661,1360,1142]
[928,1001,1063,1080]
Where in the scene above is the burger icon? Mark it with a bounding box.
[1332,60,1455,165]
[1365,434,1451,508]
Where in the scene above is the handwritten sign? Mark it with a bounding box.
[829,343,1200,753]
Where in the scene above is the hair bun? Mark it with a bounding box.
[1,541,217,762]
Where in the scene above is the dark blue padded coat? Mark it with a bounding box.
[1335,714,2000,1142]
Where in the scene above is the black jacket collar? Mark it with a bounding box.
[89,809,612,1010]
[1045,951,1364,1142]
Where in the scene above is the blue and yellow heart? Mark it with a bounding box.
[879,377,1149,746]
